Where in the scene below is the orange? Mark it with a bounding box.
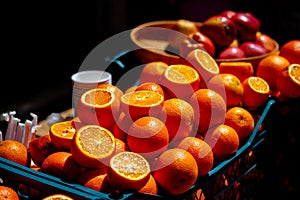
[113,137,129,156]
[256,55,290,90]
[77,168,112,193]
[152,148,198,195]
[276,63,300,98]
[71,125,116,169]
[177,136,214,176]
[120,90,164,121]
[279,40,300,64]
[157,98,195,146]
[127,116,169,160]
[29,134,57,167]
[207,73,244,107]
[0,140,28,166]
[186,49,220,83]
[134,81,165,97]
[137,174,158,195]
[224,107,255,143]
[96,83,124,99]
[188,88,227,134]
[49,120,76,151]
[218,62,254,83]
[125,85,138,93]
[0,186,19,200]
[242,76,270,110]
[160,64,200,99]
[107,151,151,191]
[41,151,81,181]
[205,124,240,160]
[139,61,168,84]
[112,112,130,142]
[76,88,121,130]
[42,194,74,200]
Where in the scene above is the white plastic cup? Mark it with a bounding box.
[71,70,112,115]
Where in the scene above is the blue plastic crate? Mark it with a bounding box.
[0,97,276,200]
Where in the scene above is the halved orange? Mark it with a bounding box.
[107,151,151,191]
[120,90,164,121]
[276,63,300,98]
[186,49,220,83]
[42,194,74,200]
[160,64,200,99]
[76,88,121,130]
[207,73,244,108]
[49,120,76,151]
[96,83,124,99]
[71,125,116,169]
[242,76,270,110]
[218,62,254,83]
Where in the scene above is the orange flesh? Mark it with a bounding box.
[196,50,219,73]
[249,77,269,93]
[79,127,114,157]
[122,91,163,106]
[289,64,300,84]
[111,152,149,179]
[84,90,112,106]
[167,65,198,83]
[52,124,76,138]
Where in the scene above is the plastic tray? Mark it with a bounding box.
[0,96,276,200]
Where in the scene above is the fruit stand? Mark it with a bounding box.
[1,10,299,200]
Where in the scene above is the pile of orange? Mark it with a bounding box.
[3,40,299,199]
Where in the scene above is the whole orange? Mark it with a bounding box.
[152,148,198,195]
[224,106,255,143]
[29,134,57,167]
[97,83,124,99]
[207,73,244,107]
[127,116,169,160]
[139,61,168,84]
[134,81,165,97]
[137,174,158,195]
[0,140,28,166]
[256,55,290,90]
[112,112,131,142]
[77,168,112,193]
[205,124,240,160]
[177,137,214,176]
[189,88,227,134]
[157,98,195,147]
[41,151,81,181]
[279,40,300,64]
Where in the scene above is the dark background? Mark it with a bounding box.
[1,0,299,120]
[1,0,298,198]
